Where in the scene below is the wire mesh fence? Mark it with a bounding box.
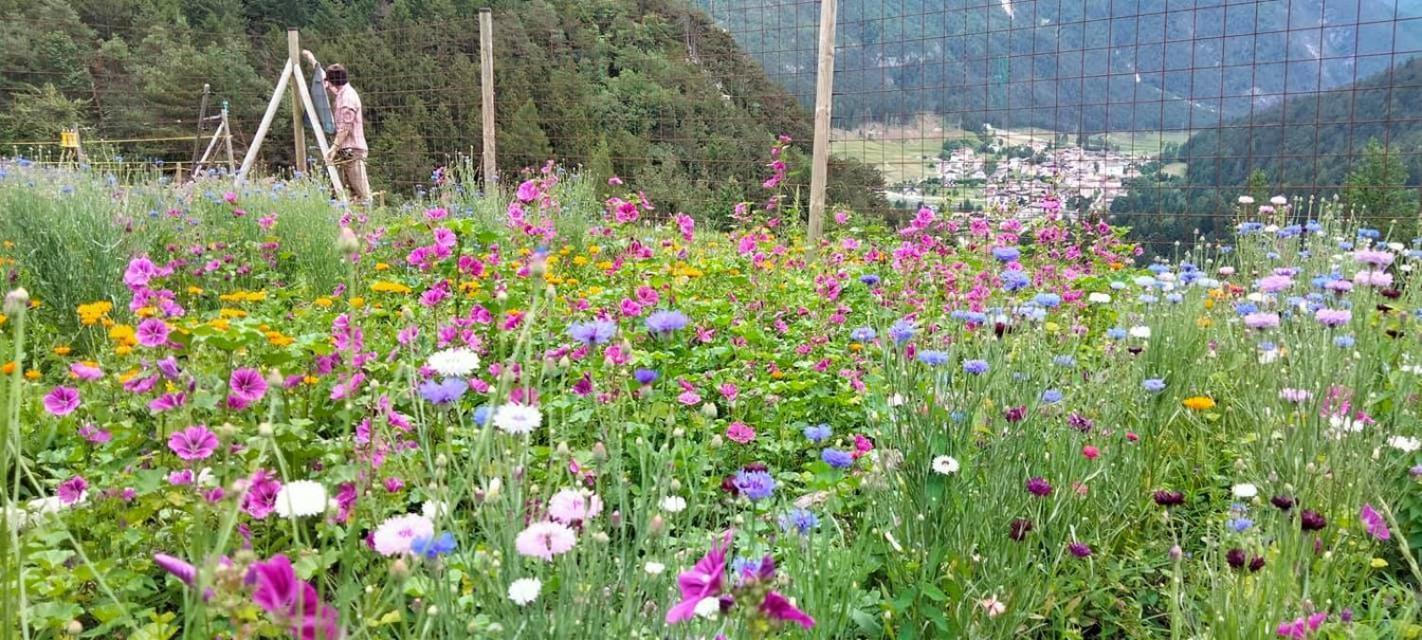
[3,1,1421,250]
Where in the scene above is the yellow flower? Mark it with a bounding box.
[209,319,230,332]
[115,345,132,356]
[219,308,248,319]
[266,331,294,347]
[572,256,590,267]
[586,286,603,296]
[595,260,613,271]
[588,245,601,255]
[53,345,71,356]
[375,262,391,271]
[349,297,365,308]
[1371,558,1389,569]
[187,286,205,295]
[1203,298,1216,310]
[218,290,266,303]
[1183,396,1216,411]
[0,362,13,375]
[1196,316,1213,328]
[370,281,413,294]
[303,375,319,386]
[108,324,137,347]
[76,301,114,326]
[314,297,333,308]
[24,369,40,380]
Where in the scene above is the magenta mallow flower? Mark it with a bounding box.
[247,554,343,640]
[154,553,197,585]
[43,386,81,416]
[57,475,87,505]
[1277,612,1327,638]
[229,367,268,405]
[667,532,731,624]
[1360,503,1390,541]
[168,425,219,461]
[136,318,171,348]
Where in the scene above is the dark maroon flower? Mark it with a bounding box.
[1067,412,1094,433]
[1025,476,1053,497]
[1127,346,1143,355]
[1008,518,1033,541]
[1225,548,1246,569]
[1380,289,1402,300]
[1271,495,1295,511]
[1004,405,1028,423]
[1067,542,1092,558]
[1153,490,1185,507]
[721,475,740,497]
[1248,555,1266,572]
[742,461,769,474]
[1300,509,1327,531]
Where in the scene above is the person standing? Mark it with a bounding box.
[302,50,370,205]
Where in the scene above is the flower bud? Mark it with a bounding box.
[486,477,502,500]
[1169,545,1183,560]
[591,442,608,462]
[557,356,571,369]
[257,422,275,437]
[336,227,360,254]
[390,558,409,581]
[65,620,83,636]
[3,288,28,315]
[700,402,719,419]
[709,435,723,450]
[649,515,664,535]
[555,441,570,456]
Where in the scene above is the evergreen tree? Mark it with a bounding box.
[501,99,552,173]
[1343,139,1415,224]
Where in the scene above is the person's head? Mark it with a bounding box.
[324,64,349,90]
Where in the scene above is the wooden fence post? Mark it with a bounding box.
[807,0,838,251]
[480,8,497,189]
[288,29,307,174]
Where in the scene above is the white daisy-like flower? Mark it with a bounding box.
[1388,436,1421,453]
[507,577,542,606]
[426,347,481,377]
[644,561,666,576]
[1237,196,1255,205]
[275,480,329,517]
[931,455,960,475]
[493,403,542,435]
[1270,195,1288,206]
[1128,326,1151,339]
[422,500,449,520]
[693,596,721,619]
[1231,483,1257,499]
[659,496,687,513]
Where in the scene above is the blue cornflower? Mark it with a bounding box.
[1107,327,1128,340]
[1143,378,1166,393]
[917,350,949,366]
[821,448,854,469]
[1139,294,1159,304]
[1166,293,1183,304]
[888,319,917,344]
[1053,355,1076,367]
[1338,241,1354,251]
[473,405,492,427]
[803,424,832,443]
[779,508,819,536]
[1237,222,1264,235]
[1001,269,1030,292]
[1148,263,1170,274]
[419,378,467,405]
[733,470,777,501]
[1033,293,1062,308]
[1305,220,1322,233]
[992,246,1021,262]
[1041,389,1063,404]
[1357,228,1381,240]
[850,327,876,342]
[963,359,990,375]
[859,274,881,286]
[1258,341,1277,352]
[1235,302,1258,315]
[1227,517,1253,533]
[1334,335,1355,348]
[1134,275,1158,287]
[411,532,457,558]
[950,410,967,423]
[645,310,690,334]
[634,368,659,385]
[568,319,618,345]
[961,311,987,324]
[1266,251,1280,260]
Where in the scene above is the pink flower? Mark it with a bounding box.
[1360,503,1390,541]
[68,362,103,381]
[666,531,731,624]
[136,318,170,348]
[373,514,434,556]
[247,554,342,640]
[153,553,196,585]
[77,423,111,444]
[760,591,815,629]
[43,386,81,416]
[1082,445,1100,460]
[168,425,219,461]
[242,469,282,519]
[515,521,578,561]
[57,475,87,505]
[229,368,268,402]
[726,421,756,444]
[547,489,603,525]
[222,191,238,204]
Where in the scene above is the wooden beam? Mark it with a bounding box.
[288,29,307,174]
[193,119,225,177]
[190,84,210,167]
[479,8,497,189]
[236,59,293,187]
[807,0,837,250]
[222,105,236,173]
[292,54,347,199]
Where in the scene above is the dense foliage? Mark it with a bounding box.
[2,148,1422,638]
[0,0,883,219]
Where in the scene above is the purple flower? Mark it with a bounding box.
[1026,477,1052,497]
[821,448,854,469]
[1153,490,1185,507]
[247,554,342,640]
[634,368,659,385]
[229,368,268,402]
[645,310,690,334]
[168,425,219,461]
[57,475,87,505]
[1300,509,1327,531]
[568,319,618,345]
[963,359,990,375]
[418,378,467,405]
[666,533,730,624]
[78,423,111,444]
[760,591,815,629]
[43,386,80,416]
[1314,308,1351,328]
[149,392,187,413]
[1360,503,1390,541]
[136,318,170,348]
[1067,542,1092,558]
[154,553,196,585]
[733,469,776,501]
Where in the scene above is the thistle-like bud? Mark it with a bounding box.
[336,227,360,254]
[700,402,718,419]
[3,288,28,315]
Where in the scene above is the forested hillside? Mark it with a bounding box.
[0,0,883,218]
[698,0,1422,132]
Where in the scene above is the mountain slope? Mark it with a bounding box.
[696,0,1422,132]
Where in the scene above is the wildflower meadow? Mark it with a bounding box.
[1,146,1421,639]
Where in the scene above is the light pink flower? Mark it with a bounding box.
[515,521,578,561]
[373,514,435,556]
[547,489,603,525]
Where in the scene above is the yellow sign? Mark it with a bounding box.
[59,130,79,148]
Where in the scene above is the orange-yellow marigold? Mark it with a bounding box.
[1183,396,1216,411]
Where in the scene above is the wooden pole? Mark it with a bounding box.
[222,103,236,173]
[292,54,347,199]
[193,120,225,177]
[190,84,210,167]
[236,59,293,187]
[287,29,307,175]
[806,0,837,250]
[479,8,497,188]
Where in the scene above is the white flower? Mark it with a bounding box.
[1237,196,1255,205]
[1133,275,1157,287]
[1128,326,1151,339]
[1270,195,1288,206]
[1231,483,1258,499]
[981,595,1006,617]
[1401,365,1422,375]
[507,578,542,606]
[1088,292,1111,304]
[659,496,687,513]
[931,455,960,475]
[275,480,328,517]
[693,596,721,619]
[493,403,542,435]
[422,500,449,520]
[1388,436,1421,453]
[644,561,666,576]
[1218,266,1235,276]
[426,348,481,377]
